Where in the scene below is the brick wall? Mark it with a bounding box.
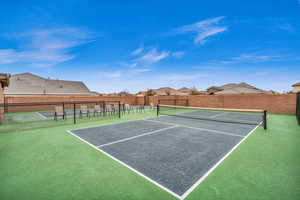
[5,95,137,112]
[149,94,296,114]
[3,94,297,114]
[136,96,145,105]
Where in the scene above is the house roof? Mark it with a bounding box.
[0,73,10,88]
[5,72,92,95]
[212,82,267,94]
[292,82,300,87]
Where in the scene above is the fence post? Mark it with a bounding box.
[62,102,65,120]
[118,101,121,118]
[103,101,106,117]
[73,103,76,124]
[263,110,267,130]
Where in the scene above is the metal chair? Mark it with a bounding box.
[93,105,102,117]
[54,106,66,120]
[79,105,90,118]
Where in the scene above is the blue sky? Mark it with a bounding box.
[0,0,300,93]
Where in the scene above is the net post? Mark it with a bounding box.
[73,103,76,124]
[62,102,65,120]
[157,104,160,117]
[263,110,267,130]
[118,101,121,118]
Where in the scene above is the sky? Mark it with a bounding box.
[0,0,300,93]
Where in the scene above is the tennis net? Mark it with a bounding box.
[157,105,267,129]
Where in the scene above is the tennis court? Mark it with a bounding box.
[68,106,266,199]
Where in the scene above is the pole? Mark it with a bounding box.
[157,104,160,117]
[118,101,121,118]
[73,103,76,124]
[263,110,267,130]
[103,101,106,117]
[62,102,65,119]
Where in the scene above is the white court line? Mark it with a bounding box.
[70,116,159,132]
[66,129,181,200]
[160,113,263,125]
[36,112,48,119]
[144,119,244,138]
[180,122,262,199]
[97,125,178,148]
[209,112,227,119]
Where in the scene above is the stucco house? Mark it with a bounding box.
[292,82,300,93]
[4,73,94,95]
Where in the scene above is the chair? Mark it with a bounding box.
[93,105,102,117]
[124,104,131,114]
[54,106,66,120]
[138,105,145,112]
[79,105,90,118]
[150,103,155,110]
[105,104,113,116]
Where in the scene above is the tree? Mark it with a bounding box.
[206,86,223,94]
[146,89,156,96]
[189,86,202,95]
[118,90,132,96]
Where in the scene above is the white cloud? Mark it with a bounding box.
[232,54,271,62]
[0,27,94,67]
[99,71,123,79]
[133,68,151,73]
[172,51,185,58]
[0,49,19,64]
[121,62,138,68]
[136,48,169,63]
[278,24,293,32]
[131,45,144,55]
[194,27,227,44]
[174,17,227,44]
[206,53,277,66]
[87,71,209,93]
[175,16,225,33]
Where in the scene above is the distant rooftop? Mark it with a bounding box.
[292,82,300,87]
[4,72,94,95]
[208,82,271,95]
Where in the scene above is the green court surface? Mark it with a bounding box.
[0,111,299,200]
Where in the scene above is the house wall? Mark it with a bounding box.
[292,86,300,93]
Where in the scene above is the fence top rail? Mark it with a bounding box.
[0,100,121,107]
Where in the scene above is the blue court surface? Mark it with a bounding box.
[68,112,261,199]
